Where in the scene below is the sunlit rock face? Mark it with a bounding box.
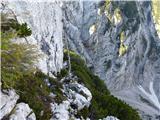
[63,1,160,119]
[9,103,36,120]
[0,90,36,120]
[0,90,19,119]
[4,0,63,75]
[102,116,119,120]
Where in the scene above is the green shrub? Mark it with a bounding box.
[1,15,65,120]
[16,72,52,120]
[1,14,39,89]
[76,106,90,119]
[1,30,52,119]
[1,13,32,37]
[57,69,68,80]
[1,31,40,88]
[11,22,32,37]
[64,51,141,120]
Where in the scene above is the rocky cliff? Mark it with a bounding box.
[1,0,160,120]
[2,0,64,75]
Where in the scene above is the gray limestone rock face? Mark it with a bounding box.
[63,1,160,119]
[9,103,36,120]
[0,90,19,119]
[2,0,64,75]
[102,116,119,120]
[0,90,36,120]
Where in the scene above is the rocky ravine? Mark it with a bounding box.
[63,0,160,119]
[1,0,160,120]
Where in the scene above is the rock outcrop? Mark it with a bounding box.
[50,74,92,120]
[0,90,19,119]
[102,116,119,120]
[9,103,36,120]
[0,90,36,120]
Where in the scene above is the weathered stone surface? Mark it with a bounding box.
[50,101,70,120]
[0,90,36,120]
[9,103,36,120]
[102,116,119,120]
[0,90,19,119]
[64,81,92,110]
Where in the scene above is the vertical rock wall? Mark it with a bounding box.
[4,0,63,75]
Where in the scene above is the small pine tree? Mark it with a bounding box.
[11,22,32,37]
